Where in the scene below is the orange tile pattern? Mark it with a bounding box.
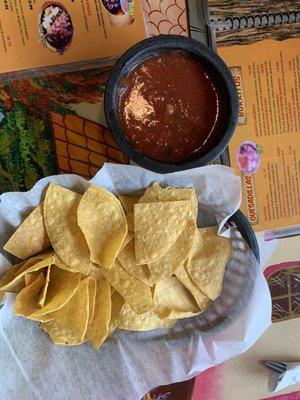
[143,0,189,37]
[51,112,129,179]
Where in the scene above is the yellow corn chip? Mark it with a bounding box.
[86,277,111,349]
[118,303,176,331]
[43,277,90,341]
[42,320,85,346]
[101,260,154,315]
[186,227,232,300]
[154,276,199,319]
[108,291,124,337]
[118,195,139,214]
[88,277,97,325]
[3,203,51,259]
[14,273,45,318]
[38,266,51,308]
[134,200,190,264]
[53,254,78,273]
[25,272,41,287]
[44,184,91,275]
[30,265,80,319]
[126,213,134,232]
[176,263,211,310]
[89,265,102,280]
[120,231,134,252]
[77,185,127,269]
[138,182,198,221]
[0,254,54,293]
[0,262,28,293]
[148,219,197,284]
[117,239,151,286]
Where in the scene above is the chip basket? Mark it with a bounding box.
[194,209,259,333]
[0,171,260,336]
[229,210,259,263]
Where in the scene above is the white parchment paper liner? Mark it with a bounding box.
[0,164,271,400]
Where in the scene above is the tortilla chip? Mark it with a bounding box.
[30,265,80,320]
[186,227,232,300]
[118,195,139,214]
[44,184,91,275]
[108,291,124,337]
[176,262,211,310]
[53,254,78,273]
[0,262,27,293]
[126,213,134,232]
[42,277,90,341]
[118,302,176,331]
[14,273,45,318]
[0,254,54,293]
[88,277,97,325]
[89,265,102,280]
[86,278,111,349]
[118,239,151,286]
[3,203,51,259]
[148,219,197,284]
[139,182,198,221]
[134,200,190,264]
[25,272,41,287]
[38,266,51,308]
[154,276,199,319]
[120,231,134,252]
[77,185,127,269]
[101,260,154,315]
[42,320,85,346]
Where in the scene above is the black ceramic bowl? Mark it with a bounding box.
[104,35,238,173]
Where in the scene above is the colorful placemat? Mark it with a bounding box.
[0,0,208,194]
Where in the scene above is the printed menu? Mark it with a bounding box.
[218,39,300,233]
[0,1,146,75]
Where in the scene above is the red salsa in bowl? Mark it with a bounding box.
[118,51,222,163]
[105,35,238,173]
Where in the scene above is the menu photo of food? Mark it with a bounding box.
[236,141,262,176]
[102,0,130,14]
[102,0,135,26]
[0,0,147,75]
[38,3,74,55]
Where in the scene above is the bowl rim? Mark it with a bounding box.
[104,34,239,173]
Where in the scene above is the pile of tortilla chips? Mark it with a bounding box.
[0,182,232,349]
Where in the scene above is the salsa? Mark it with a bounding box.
[118,50,223,163]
